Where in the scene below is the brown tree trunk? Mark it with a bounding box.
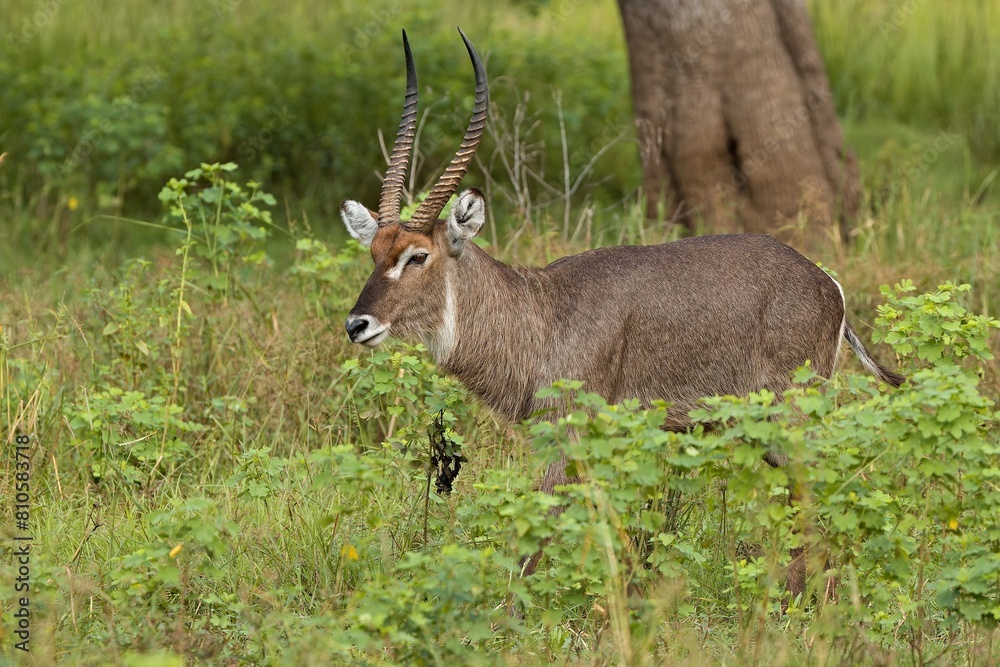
[617,0,860,252]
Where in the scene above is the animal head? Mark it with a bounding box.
[341,29,488,349]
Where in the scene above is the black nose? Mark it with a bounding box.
[345,317,368,339]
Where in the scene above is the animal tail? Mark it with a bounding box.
[843,321,905,388]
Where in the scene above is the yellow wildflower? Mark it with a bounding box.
[68,196,79,211]
[169,543,183,559]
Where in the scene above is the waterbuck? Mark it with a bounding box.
[340,29,904,578]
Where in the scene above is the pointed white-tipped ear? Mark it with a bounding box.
[446,188,486,254]
[340,200,379,247]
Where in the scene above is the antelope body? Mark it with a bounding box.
[342,29,903,453]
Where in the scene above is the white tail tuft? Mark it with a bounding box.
[844,323,905,387]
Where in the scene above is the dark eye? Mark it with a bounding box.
[408,253,428,266]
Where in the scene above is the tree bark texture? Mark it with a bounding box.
[617,0,860,251]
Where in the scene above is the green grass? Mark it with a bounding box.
[812,0,1000,162]
[1,153,998,664]
[3,0,998,228]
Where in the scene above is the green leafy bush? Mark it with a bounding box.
[158,162,275,295]
[3,156,998,663]
[482,288,997,649]
[65,386,202,485]
[874,280,1000,364]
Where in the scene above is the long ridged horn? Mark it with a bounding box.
[377,30,419,226]
[406,27,488,232]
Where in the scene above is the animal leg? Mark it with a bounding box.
[519,452,576,577]
[763,451,808,604]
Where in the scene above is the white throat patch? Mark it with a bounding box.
[430,273,457,363]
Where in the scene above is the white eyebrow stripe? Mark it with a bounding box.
[385,246,431,280]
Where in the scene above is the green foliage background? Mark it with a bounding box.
[1,0,637,221]
[1,0,998,224]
